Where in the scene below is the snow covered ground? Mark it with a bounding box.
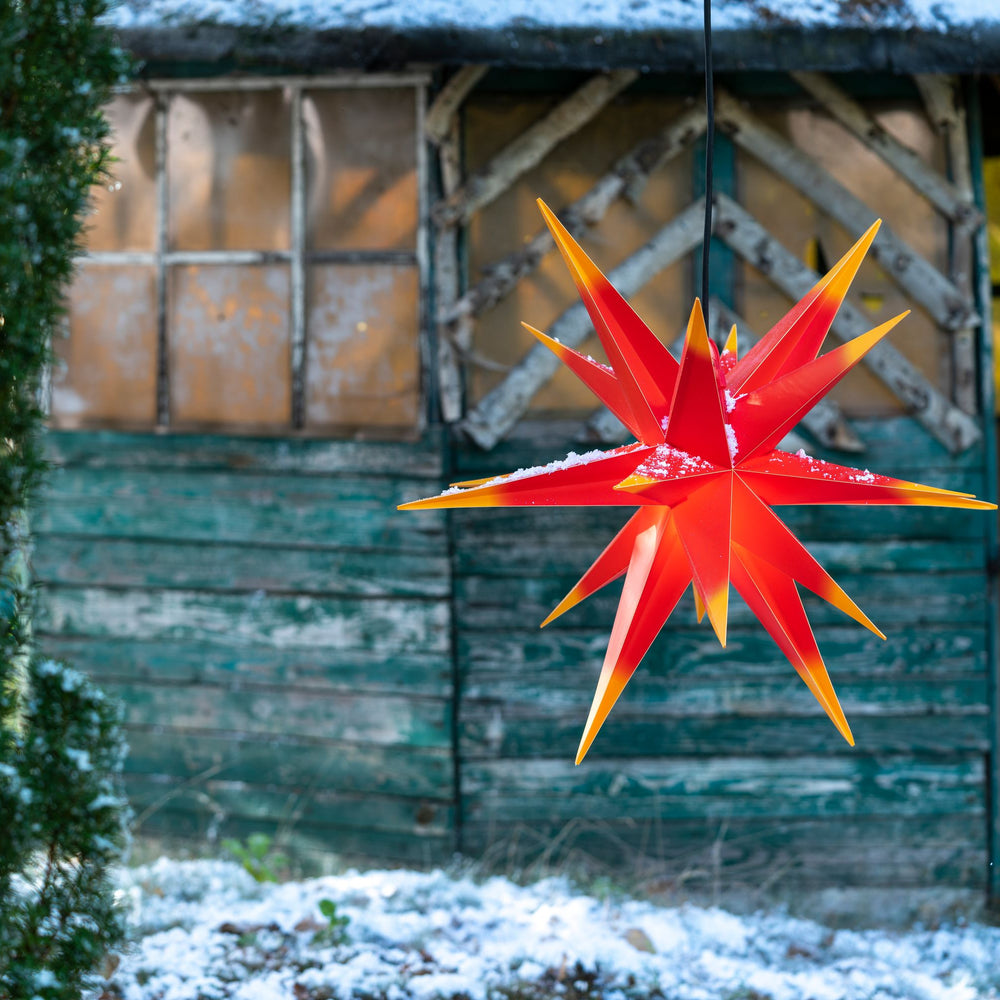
[104,858,1000,1000]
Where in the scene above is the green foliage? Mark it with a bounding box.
[0,660,131,997]
[0,0,129,679]
[222,833,289,884]
[0,0,132,995]
[313,897,350,946]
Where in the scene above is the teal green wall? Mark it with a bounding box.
[32,416,995,888]
[33,431,454,866]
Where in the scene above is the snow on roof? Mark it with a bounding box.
[109,0,999,33]
[107,0,1000,72]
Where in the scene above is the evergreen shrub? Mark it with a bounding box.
[0,1,133,995]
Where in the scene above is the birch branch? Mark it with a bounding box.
[425,66,488,145]
[461,198,705,449]
[444,105,706,324]
[432,70,638,229]
[715,89,976,333]
[790,72,981,230]
[714,193,980,453]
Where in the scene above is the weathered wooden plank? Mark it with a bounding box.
[432,70,638,228]
[445,105,706,324]
[451,416,988,478]
[459,673,987,723]
[36,586,451,654]
[461,199,705,449]
[457,534,983,578]
[124,727,452,801]
[135,808,452,868]
[126,774,452,837]
[459,674,987,732]
[35,468,445,552]
[101,679,451,748]
[44,429,445,478]
[454,572,987,629]
[435,177,468,423]
[714,194,982,453]
[460,814,985,888]
[38,636,451,697]
[32,536,450,598]
[449,496,989,546]
[461,754,984,821]
[424,65,488,144]
[917,74,980,415]
[459,624,987,682]
[790,72,981,229]
[431,74,472,423]
[460,710,990,761]
[715,91,976,332]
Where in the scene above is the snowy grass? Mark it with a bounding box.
[99,858,1000,1000]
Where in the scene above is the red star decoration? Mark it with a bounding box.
[401,202,996,763]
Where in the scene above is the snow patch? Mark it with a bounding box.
[725,423,739,461]
[105,860,1000,1000]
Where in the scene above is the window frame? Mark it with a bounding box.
[72,72,431,434]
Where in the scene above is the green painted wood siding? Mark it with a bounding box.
[32,430,455,867]
[451,417,993,889]
[30,416,996,889]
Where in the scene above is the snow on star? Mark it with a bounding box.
[400,201,996,763]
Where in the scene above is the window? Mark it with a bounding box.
[53,76,428,438]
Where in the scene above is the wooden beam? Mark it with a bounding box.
[443,106,706,325]
[912,75,979,415]
[714,193,981,453]
[461,198,705,449]
[715,90,976,333]
[424,66,488,145]
[914,74,963,136]
[432,70,638,229]
[790,72,981,230]
[434,113,471,423]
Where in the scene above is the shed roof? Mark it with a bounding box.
[111,0,1000,74]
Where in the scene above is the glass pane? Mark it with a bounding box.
[84,93,157,252]
[169,265,291,428]
[306,264,420,430]
[52,265,158,426]
[464,94,692,411]
[305,89,417,251]
[168,90,291,251]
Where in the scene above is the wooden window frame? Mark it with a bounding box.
[75,72,431,433]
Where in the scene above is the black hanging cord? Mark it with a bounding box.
[701,0,715,331]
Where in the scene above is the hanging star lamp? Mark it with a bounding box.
[401,2,996,764]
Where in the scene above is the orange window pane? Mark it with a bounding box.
[304,89,417,251]
[306,264,420,430]
[168,90,291,251]
[738,104,948,417]
[52,265,158,427]
[84,94,157,252]
[169,265,291,428]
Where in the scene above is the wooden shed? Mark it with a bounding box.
[35,0,1000,899]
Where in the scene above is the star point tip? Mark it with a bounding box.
[614,472,655,491]
[723,324,738,355]
[540,590,579,628]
